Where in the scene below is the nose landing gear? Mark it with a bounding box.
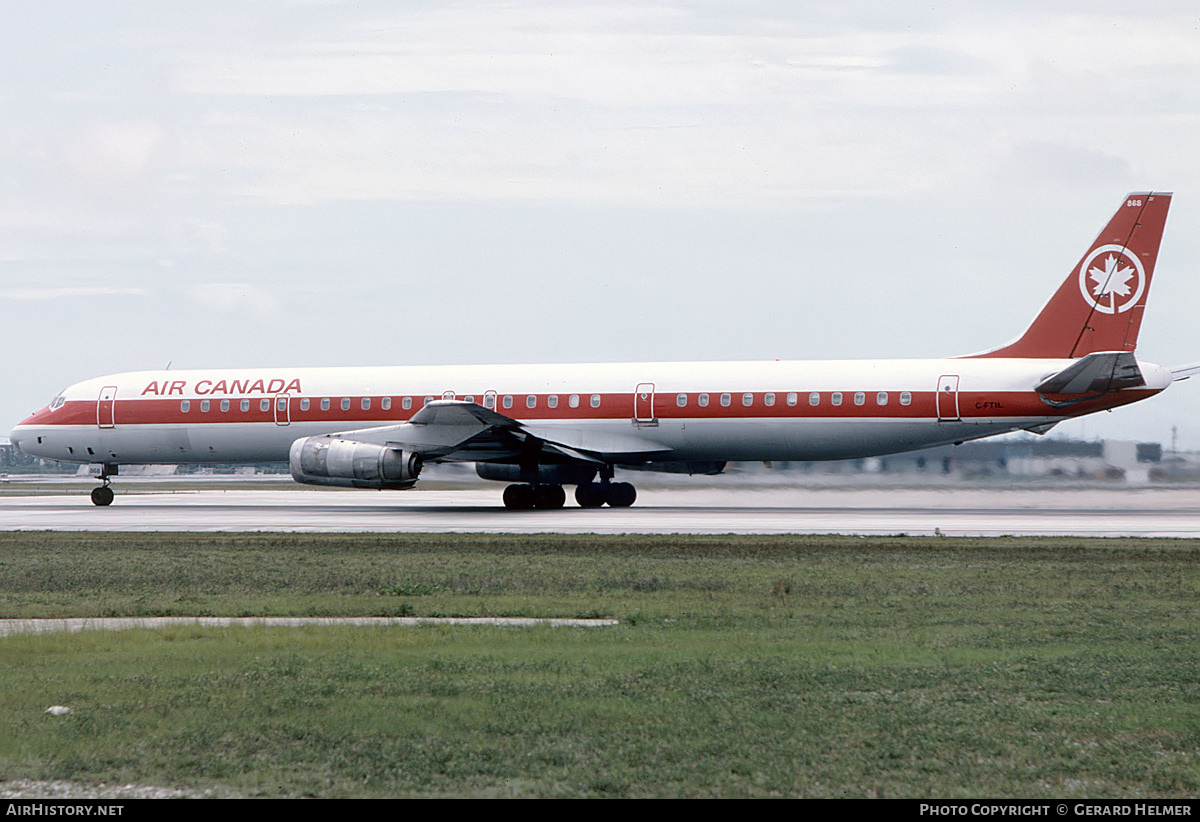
[90,464,117,506]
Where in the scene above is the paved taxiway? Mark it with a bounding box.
[2,485,1198,537]
[0,616,619,637]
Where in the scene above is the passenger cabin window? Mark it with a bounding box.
[341,398,351,411]
[503,395,513,409]
[876,392,888,406]
[547,395,558,409]
[831,392,843,406]
[402,397,412,410]
[200,400,210,413]
[382,397,391,410]
[569,394,579,408]
[362,398,371,410]
[220,399,230,412]
[742,393,753,407]
[180,400,190,413]
[590,394,601,408]
[786,392,797,406]
[900,392,912,406]
[809,392,820,406]
[240,399,250,412]
[261,399,270,412]
[698,393,709,407]
[676,393,687,407]
[526,395,537,409]
[277,398,287,412]
[301,398,310,411]
[321,398,330,411]
[720,393,731,407]
[764,393,775,407]
[854,392,865,406]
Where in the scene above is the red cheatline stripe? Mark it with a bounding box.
[18,388,1159,429]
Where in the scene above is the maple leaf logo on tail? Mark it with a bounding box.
[1089,253,1137,305]
[1077,244,1145,314]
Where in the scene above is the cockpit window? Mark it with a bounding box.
[49,395,66,411]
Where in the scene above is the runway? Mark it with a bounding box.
[2,484,1199,537]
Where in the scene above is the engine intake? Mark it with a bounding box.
[290,436,422,490]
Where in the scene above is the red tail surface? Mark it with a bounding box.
[971,192,1171,359]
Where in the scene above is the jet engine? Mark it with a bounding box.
[289,436,422,490]
[475,462,597,486]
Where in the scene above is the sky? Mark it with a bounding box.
[3,1,1199,449]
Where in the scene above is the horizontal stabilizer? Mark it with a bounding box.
[1035,351,1144,395]
[1020,421,1060,436]
[1168,362,1200,381]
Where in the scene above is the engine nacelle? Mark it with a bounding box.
[623,460,726,476]
[475,462,597,486]
[289,436,422,490]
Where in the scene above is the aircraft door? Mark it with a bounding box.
[937,375,960,422]
[97,386,117,429]
[274,394,291,426]
[634,383,656,424]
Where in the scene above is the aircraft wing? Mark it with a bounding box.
[327,400,672,464]
[1035,351,1145,395]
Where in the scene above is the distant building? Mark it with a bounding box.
[2,438,1198,483]
[742,436,1197,484]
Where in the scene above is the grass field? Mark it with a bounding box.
[0,532,1196,798]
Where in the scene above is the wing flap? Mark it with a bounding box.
[521,424,671,458]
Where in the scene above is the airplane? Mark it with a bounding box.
[10,192,1196,509]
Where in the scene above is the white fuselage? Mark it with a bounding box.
[9,357,1171,469]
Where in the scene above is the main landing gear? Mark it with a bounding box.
[90,464,118,507]
[501,480,637,510]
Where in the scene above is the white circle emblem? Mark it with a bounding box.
[1078,244,1145,315]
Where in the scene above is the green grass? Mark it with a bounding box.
[0,532,1196,797]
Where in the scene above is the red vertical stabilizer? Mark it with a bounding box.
[970,192,1171,359]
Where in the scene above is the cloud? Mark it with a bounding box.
[0,286,146,300]
[187,282,279,317]
[56,119,171,199]
[159,4,1200,209]
[1008,142,1133,186]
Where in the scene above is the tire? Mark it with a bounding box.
[502,483,535,510]
[574,482,607,508]
[606,482,637,508]
[533,484,566,509]
[90,486,114,507]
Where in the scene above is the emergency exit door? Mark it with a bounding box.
[97,386,117,428]
[936,375,960,422]
[634,383,656,424]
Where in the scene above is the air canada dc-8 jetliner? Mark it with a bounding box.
[11,192,1198,509]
